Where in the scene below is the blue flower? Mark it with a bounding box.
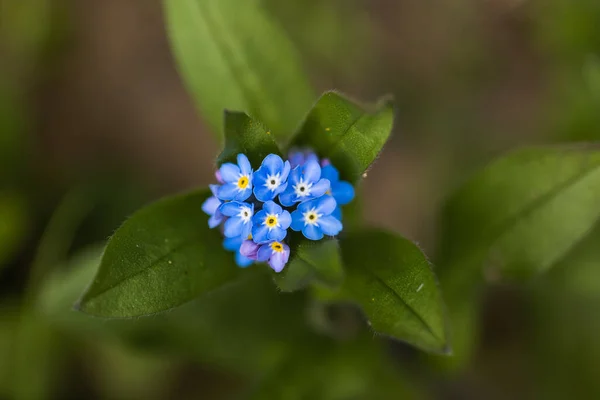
[201,184,224,228]
[257,241,290,272]
[288,149,319,168]
[216,154,253,201]
[218,201,254,238]
[252,154,291,202]
[251,200,292,244]
[223,236,253,268]
[321,164,355,220]
[279,158,330,207]
[290,195,342,240]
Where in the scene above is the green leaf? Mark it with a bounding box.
[288,91,394,182]
[273,237,344,292]
[440,144,600,280]
[217,111,281,167]
[164,0,315,140]
[319,229,449,354]
[77,189,240,318]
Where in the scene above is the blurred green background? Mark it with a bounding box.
[2,0,600,399]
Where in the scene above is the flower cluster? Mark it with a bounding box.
[202,150,355,272]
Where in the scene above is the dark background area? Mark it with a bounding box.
[2,0,600,398]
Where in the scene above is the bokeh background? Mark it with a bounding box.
[2,0,600,398]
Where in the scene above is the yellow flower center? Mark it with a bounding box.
[237,176,249,189]
[270,241,284,252]
[265,215,278,228]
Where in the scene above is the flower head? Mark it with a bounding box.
[321,164,355,220]
[202,184,224,228]
[217,154,253,201]
[223,236,253,267]
[290,195,342,240]
[251,200,292,243]
[257,241,290,272]
[218,201,254,239]
[252,154,291,202]
[279,159,330,207]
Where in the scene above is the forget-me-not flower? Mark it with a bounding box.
[217,154,253,201]
[202,184,224,228]
[252,154,291,202]
[290,195,342,240]
[321,164,355,220]
[257,241,290,272]
[251,200,292,243]
[218,201,254,238]
[279,159,330,207]
[223,236,253,267]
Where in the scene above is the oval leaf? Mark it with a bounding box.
[274,237,344,292]
[288,91,394,182]
[77,190,239,318]
[217,111,282,167]
[164,0,315,140]
[321,229,449,354]
[440,144,600,280]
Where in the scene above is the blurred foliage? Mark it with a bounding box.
[2,0,600,399]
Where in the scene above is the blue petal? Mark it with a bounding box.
[288,166,302,185]
[257,244,272,261]
[290,210,304,231]
[253,185,275,202]
[217,183,239,201]
[208,213,223,228]
[261,154,283,175]
[302,159,321,183]
[269,250,289,273]
[219,201,243,217]
[223,236,242,251]
[237,154,252,175]
[219,163,240,183]
[279,188,296,207]
[263,200,281,215]
[233,187,252,202]
[273,182,288,197]
[252,223,270,244]
[310,179,330,198]
[209,184,220,197]
[280,161,291,182]
[318,215,343,236]
[321,165,339,183]
[224,217,244,238]
[235,252,254,268]
[332,206,342,221]
[251,209,267,225]
[296,197,315,213]
[268,226,287,242]
[288,151,305,168]
[314,195,337,215]
[278,210,292,229]
[241,220,252,239]
[202,196,221,215]
[302,224,323,240]
[332,181,355,205]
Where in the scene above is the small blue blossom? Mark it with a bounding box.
[288,149,319,168]
[252,154,291,202]
[218,201,254,238]
[251,200,292,243]
[257,241,290,272]
[321,164,355,220]
[202,184,224,228]
[290,195,342,240]
[217,154,253,201]
[279,158,330,207]
[223,236,253,267]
